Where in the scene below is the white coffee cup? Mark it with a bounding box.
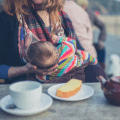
[9,81,42,110]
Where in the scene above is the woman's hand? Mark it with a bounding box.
[25,62,58,76]
[7,62,58,79]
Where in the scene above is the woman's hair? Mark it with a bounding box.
[26,41,60,69]
[4,0,63,35]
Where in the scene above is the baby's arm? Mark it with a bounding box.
[56,38,76,61]
[56,36,73,43]
[52,34,75,43]
[77,50,98,65]
[52,34,77,53]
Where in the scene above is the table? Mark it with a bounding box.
[0,83,120,120]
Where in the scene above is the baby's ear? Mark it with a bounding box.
[25,49,32,63]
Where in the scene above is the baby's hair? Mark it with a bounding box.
[26,41,60,69]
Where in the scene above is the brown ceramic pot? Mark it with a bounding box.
[97,76,120,106]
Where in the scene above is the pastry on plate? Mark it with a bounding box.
[56,79,82,98]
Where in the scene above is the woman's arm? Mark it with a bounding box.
[7,63,58,79]
[0,63,58,80]
[7,66,29,78]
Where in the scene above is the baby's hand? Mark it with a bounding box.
[51,34,58,43]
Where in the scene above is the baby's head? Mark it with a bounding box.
[26,41,60,69]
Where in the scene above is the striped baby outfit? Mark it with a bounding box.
[36,36,98,81]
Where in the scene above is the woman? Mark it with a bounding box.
[0,0,106,84]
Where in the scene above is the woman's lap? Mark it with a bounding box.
[84,63,107,82]
[45,62,89,83]
[46,62,107,83]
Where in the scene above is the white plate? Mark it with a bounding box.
[0,93,53,116]
[47,83,94,101]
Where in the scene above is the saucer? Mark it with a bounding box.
[0,93,53,116]
[47,83,94,101]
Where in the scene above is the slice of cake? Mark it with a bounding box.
[56,79,82,98]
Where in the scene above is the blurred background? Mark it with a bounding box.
[88,0,120,36]
[75,0,120,74]
[87,0,120,73]
[0,0,120,75]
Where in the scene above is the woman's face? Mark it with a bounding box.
[32,0,44,4]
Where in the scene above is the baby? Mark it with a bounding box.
[26,41,60,70]
[26,36,98,82]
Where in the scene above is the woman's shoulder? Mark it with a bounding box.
[0,11,10,18]
[0,10,8,16]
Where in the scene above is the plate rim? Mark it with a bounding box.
[0,93,53,116]
[47,83,94,101]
